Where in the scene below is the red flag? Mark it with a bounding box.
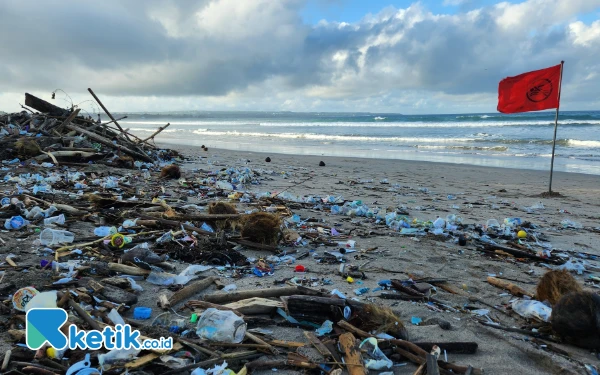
[497,64,562,114]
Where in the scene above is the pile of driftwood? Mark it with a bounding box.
[0,89,175,166]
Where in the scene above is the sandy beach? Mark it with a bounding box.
[1,142,599,374]
[159,144,600,374]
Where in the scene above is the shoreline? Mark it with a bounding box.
[156,138,600,176]
[160,142,600,184]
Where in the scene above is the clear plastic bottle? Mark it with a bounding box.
[94,226,118,236]
[44,214,65,226]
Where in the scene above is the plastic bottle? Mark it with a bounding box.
[94,226,118,237]
[26,206,44,219]
[43,214,66,226]
[196,308,247,343]
[201,222,214,233]
[40,228,75,245]
[32,184,49,194]
[146,271,176,286]
[122,219,138,228]
[4,216,29,230]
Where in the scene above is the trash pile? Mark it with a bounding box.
[0,91,179,169]
[0,92,599,374]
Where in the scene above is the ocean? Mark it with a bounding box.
[117,110,600,175]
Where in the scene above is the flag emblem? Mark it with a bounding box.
[526,79,553,102]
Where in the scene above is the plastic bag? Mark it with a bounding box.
[315,320,333,336]
[558,258,586,275]
[511,299,552,322]
[359,337,393,370]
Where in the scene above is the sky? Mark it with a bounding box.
[0,0,599,115]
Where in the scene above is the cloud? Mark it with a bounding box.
[0,0,599,114]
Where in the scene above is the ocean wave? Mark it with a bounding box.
[189,130,475,143]
[256,120,600,128]
[416,145,508,152]
[122,119,600,129]
[122,120,257,126]
[128,127,208,133]
[152,129,600,149]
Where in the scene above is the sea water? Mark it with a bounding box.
[118,110,600,175]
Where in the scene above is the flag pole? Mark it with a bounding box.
[548,60,564,193]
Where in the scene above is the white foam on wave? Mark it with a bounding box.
[567,139,600,148]
[128,127,208,133]
[257,120,600,128]
[189,130,475,143]
[122,120,256,126]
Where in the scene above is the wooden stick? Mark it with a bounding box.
[1,349,11,372]
[204,286,313,304]
[169,276,218,307]
[268,340,306,348]
[108,263,150,276]
[186,300,244,316]
[245,332,279,355]
[304,331,335,360]
[66,123,152,162]
[337,320,371,338]
[139,122,171,143]
[33,150,100,161]
[487,276,533,297]
[232,239,279,253]
[482,244,561,264]
[5,255,17,267]
[87,88,132,142]
[68,298,101,331]
[413,363,426,375]
[338,332,366,375]
[54,108,80,133]
[144,212,240,221]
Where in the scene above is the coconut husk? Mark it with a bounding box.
[551,291,600,349]
[208,201,238,215]
[536,269,582,306]
[356,304,408,340]
[113,155,134,168]
[160,164,181,179]
[241,212,281,246]
[15,138,41,158]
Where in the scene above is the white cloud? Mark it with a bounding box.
[0,0,599,114]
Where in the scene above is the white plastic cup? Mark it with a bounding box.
[43,214,65,226]
[40,228,75,245]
